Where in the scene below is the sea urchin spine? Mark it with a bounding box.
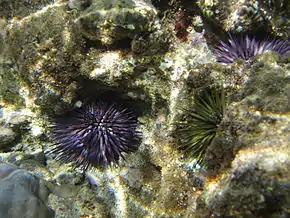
[175,84,226,166]
[215,34,290,63]
[49,102,141,170]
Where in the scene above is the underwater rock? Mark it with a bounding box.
[197,0,289,37]
[0,126,18,150]
[189,51,290,216]
[0,0,289,217]
[76,0,157,45]
[201,51,290,173]
[1,2,80,112]
[240,52,290,113]
[0,18,5,58]
[196,142,290,217]
[0,162,55,218]
[48,182,108,217]
[19,159,53,181]
[0,0,55,19]
[1,0,168,115]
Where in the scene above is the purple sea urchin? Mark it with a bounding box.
[50,102,141,170]
[215,34,290,63]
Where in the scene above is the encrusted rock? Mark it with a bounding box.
[197,0,289,37]
[189,51,290,216]
[195,141,290,217]
[0,0,55,19]
[0,126,18,150]
[75,0,158,44]
[0,0,289,217]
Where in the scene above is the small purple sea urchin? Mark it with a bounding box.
[215,34,290,63]
[50,102,141,170]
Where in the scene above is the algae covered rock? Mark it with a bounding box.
[197,0,290,37]
[0,0,169,115]
[0,0,54,19]
[196,140,290,217]
[76,0,158,44]
[0,0,289,217]
[1,1,79,113]
[0,126,18,150]
[189,51,290,216]
[239,53,290,113]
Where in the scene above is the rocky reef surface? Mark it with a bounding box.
[0,0,289,217]
[0,161,54,218]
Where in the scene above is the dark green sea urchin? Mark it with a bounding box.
[175,84,226,166]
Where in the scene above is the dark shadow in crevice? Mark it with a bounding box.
[73,77,151,117]
[81,37,133,54]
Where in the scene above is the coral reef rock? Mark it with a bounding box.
[0,0,289,217]
[76,0,158,44]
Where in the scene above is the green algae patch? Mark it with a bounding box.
[0,66,25,108]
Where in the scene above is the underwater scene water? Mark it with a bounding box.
[0,0,289,217]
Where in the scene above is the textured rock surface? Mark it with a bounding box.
[0,126,18,150]
[0,162,54,218]
[191,52,290,216]
[198,144,290,217]
[0,0,289,217]
[0,0,55,19]
[197,0,290,37]
[75,0,157,44]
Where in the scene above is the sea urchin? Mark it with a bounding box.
[215,34,290,63]
[49,102,141,170]
[175,84,226,166]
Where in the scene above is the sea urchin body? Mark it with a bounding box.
[50,102,141,170]
[215,34,290,63]
[175,84,226,166]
